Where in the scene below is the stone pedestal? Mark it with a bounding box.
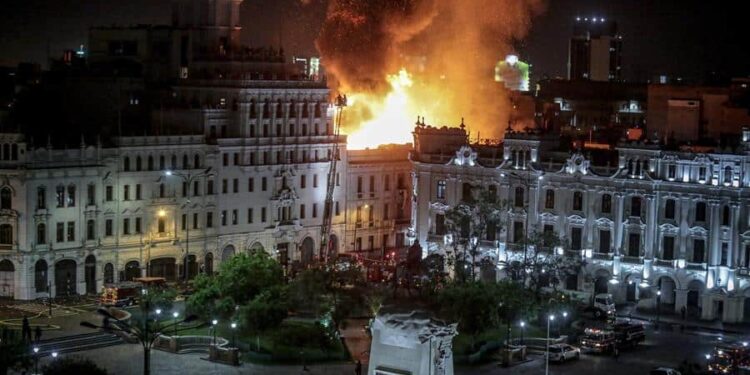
[367,310,458,375]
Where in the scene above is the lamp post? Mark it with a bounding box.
[656,289,662,328]
[172,312,179,336]
[212,319,218,346]
[33,346,39,375]
[546,314,555,375]
[164,167,213,282]
[519,321,525,345]
[81,306,197,375]
[231,322,237,348]
[560,311,568,337]
[51,352,58,359]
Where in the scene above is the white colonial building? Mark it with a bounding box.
[412,123,750,323]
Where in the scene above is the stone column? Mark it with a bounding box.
[614,193,625,255]
[48,262,56,298]
[644,195,656,259]
[76,260,85,295]
[679,197,690,259]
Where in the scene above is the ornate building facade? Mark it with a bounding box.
[412,123,750,323]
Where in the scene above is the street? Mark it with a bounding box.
[458,322,727,375]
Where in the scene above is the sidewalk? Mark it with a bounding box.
[616,303,750,335]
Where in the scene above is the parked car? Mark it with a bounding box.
[612,321,646,348]
[547,344,581,363]
[649,367,681,375]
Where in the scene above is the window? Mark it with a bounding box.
[56,222,64,242]
[437,180,446,199]
[124,156,131,171]
[384,175,390,191]
[668,165,676,179]
[222,153,228,166]
[34,260,48,292]
[513,221,524,243]
[721,243,729,266]
[56,186,65,207]
[105,219,113,236]
[86,220,95,240]
[206,212,213,228]
[313,203,318,218]
[87,185,95,206]
[181,214,186,230]
[628,233,640,257]
[693,239,705,263]
[37,187,46,209]
[262,177,267,191]
[0,224,12,245]
[599,230,611,253]
[722,205,730,226]
[601,194,612,214]
[233,153,239,165]
[248,178,254,192]
[545,190,555,209]
[357,176,363,195]
[148,155,154,170]
[158,218,166,233]
[428,213,444,235]
[698,166,706,181]
[66,221,75,241]
[660,236,674,260]
[514,187,524,207]
[232,209,238,225]
[248,208,253,223]
[261,207,267,222]
[123,218,131,235]
[369,175,375,195]
[695,202,706,222]
[301,175,306,189]
[123,185,130,201]
[724,166,733,184]
[488,185,497,203]
[192,213,198,229]
[194,154,200,169]
[233,178,238,193]
[0,188,10,210]
[335,201,340,216]
[221,210,227,226]
[159,155,165,170]
[665,199,676,219]
[106,186,113,201]
[572,191,583,211]
[222,179,228,194]
[397,173,405,189]
[159,183,165,198]
[136,156,142,171]
[300,204,306,219]
[630,196,641,218]
[37,223,46,244]
[542,225,554,248]
[193,181,199,196]
[135,217,142,233]
[383,203,389,220]
[571,227,582,250]
[207,180,214,195]
[313,175,318,188]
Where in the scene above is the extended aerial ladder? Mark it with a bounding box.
[320,93,347,263]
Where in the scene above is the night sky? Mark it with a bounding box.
[0,0,747,83]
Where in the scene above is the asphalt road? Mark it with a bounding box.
[458,322,733,375]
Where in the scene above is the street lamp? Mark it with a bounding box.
[51,352,58,359]
[212,319,218,346]
[172,312,179,336]
[656,289,662,328]
[32,346,39,374]
[164,167,213,282]
[546,314,555,375]
[81,306,197,375]
[519,321,526,345]
[231,322,237,348]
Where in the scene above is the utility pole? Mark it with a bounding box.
[320,94,346,263]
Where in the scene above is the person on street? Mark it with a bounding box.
[34,325,42,343]
[613,345,620,362]
[681,305,687,320]
[21,316,32,343]
[355,360,362,375]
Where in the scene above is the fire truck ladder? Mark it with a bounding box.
[320,94,347,263]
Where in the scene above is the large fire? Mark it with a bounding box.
[345,69,421,150]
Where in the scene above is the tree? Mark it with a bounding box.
[187,252,285,319]
[0,328,29,375]
[41,356,108,375]
[444,186,504,282]
[241,286,288,334]
[287,267,330,317]
[141,286,177,312]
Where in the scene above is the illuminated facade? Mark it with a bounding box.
[412,124,750,323]
[568,17,622,82]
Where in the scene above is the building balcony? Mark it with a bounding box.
[592,252,614,260]
[654,259,675,268]
[686,262,707,271]
[738,268,750,278]
[621,256,642,264]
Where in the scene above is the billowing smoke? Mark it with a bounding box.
[315,0,545,142]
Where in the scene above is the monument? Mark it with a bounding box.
[367,310,458,375]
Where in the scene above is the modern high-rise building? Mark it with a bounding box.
[568,17,622,82]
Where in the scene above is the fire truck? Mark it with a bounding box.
[579,328,616,353]
[100,277,166,307]
[611,321,646,348]
[707,341,750,374]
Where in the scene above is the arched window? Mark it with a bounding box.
[314,103,321,118]
[695,201,707,222]
[171,155,177,170]
[302,100,309,117]
[159,155,165,170]
[250,99,257,118]
[123,156,130,171]
[0,224,12,244]
[262,100,270,118]
[289,100,297,117]
[35,260,48,292]
[37,223,46,244]
[11,144,18,160]
[276,99,283,117]
[2,144,9,160]
[193,154,200,169]
[514,187,524,208]
[182,154,189,169]
[147,155,154,171]
[136,156,142,171]
[0,187,11,210]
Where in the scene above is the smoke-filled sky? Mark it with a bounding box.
[0,0,747,82]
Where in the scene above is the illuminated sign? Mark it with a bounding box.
[495,54,530,91]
